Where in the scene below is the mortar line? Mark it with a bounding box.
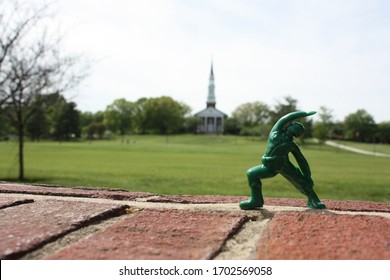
[1,193,389,218]
[21,214,133,260]
[213,216,271,260]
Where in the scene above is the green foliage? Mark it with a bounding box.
[377,122,390,143]
[0,113,14,139]
[80,112,96,128]
[344,109,376,141]
[269,96,298,125]
[224,118,241,135]
[99,97,191,136]
[143,96,187,134]
[232,101,270,127]
[312,106,335,143]
[25,93,68,141]
[26,107,47,141]
[80,111,106,139]
[229,102,270,137]
[312,123,329,144]
[0,135,389,203]
[83,122,106,140]
[54,102,81,141]
[227,96,314,140]
[184,116,202,134]
[133,98,148,134]
[317,106,334,124]
[104,98,135,135]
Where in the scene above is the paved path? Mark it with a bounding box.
[325,140,390,157]
[0,182,389,260]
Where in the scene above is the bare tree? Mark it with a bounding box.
[0,1,88,180]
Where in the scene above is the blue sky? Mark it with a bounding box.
[53,0,390,122]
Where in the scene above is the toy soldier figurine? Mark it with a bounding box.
[240,111,326,210]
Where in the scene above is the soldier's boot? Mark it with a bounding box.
[239,184,264,210]
[306,189,326,209]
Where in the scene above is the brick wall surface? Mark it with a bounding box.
[0,182,389,260]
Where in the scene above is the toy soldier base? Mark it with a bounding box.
[240,111,326,210]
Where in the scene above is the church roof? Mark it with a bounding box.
[195,106,227,118]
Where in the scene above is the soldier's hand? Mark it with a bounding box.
[306,111,316,117]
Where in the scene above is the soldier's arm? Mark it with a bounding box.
[291,145,311,177]
[271,111,316,133]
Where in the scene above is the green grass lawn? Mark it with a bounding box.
[0,135,389,203]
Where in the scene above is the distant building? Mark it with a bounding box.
[195,63,227,134]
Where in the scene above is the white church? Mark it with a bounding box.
[195,64,227,134]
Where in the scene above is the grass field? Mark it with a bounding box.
[0,135,389,203]
[332,140,390,154]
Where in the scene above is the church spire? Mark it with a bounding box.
[207,62,216,108]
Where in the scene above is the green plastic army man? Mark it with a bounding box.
[240,111,326,210]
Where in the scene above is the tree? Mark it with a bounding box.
[312,106,334,144]
[0,1,87,180]
[231,101,270,137]
[224,117,241,135]
[94,123,106,139]
[80,111,105,139]
[0,113,13,139]
[80,111,95,129]
[269,96,298,125]
[83,122,106,140]
[104,98,135,135]
[134,97,148,134]
[1,1,39,109]
[184,116,202,134]
[232,102,270,127]
[317,106,333,124]
[54,102,81,141]
[143,96,187,134]
[269,96,314,141]
[344,109,376,142]
[26,105,47,141]
[377,122,390,143]
[24,92,66,140]
[38,93,67,137]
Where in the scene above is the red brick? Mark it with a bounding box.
[45,209,248,260]
[0,199,128,259]
[0,197,34,209]
[0,183,153,200]
[322,199,390,213]
[256,211,390,260]
[262,198,390,213]
[2,183,389,212]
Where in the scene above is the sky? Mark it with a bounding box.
[35,0,390,122]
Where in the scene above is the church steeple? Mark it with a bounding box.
[207,62,216,108]
[194,61,227,134]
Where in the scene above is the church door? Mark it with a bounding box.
[207,117,214,133]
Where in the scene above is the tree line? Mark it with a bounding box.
[0,94,194,141]
[226,96,390,144]
[2,93,389,144]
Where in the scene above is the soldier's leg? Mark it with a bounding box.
[239,165,276,210]
[280,162,325,209]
